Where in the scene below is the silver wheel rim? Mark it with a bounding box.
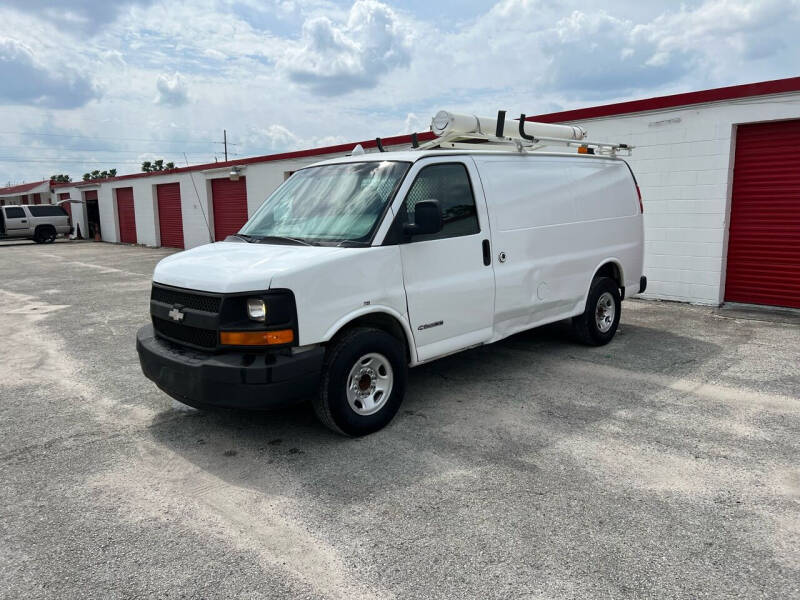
[595,291,615,333]
[346,352,393,416]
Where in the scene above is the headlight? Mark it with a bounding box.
[246,298,266,321]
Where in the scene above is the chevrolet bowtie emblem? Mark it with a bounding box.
[168,307,185,322]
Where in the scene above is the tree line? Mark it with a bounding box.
[49,159,176,184]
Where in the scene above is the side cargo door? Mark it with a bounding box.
[392,158,495,362]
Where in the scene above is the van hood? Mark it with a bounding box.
[152,241,352,293]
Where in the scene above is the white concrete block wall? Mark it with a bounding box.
[98,184,117,243]
[126,178,158,247]
[556,92,800,305]
[179,173,214,248]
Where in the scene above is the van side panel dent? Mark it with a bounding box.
[476,154,644,342]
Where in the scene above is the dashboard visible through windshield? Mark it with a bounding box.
[239,160,410,246]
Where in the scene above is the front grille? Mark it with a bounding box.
[151,285,221,313]
[152,316,217,349]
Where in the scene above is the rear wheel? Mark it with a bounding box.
[33,226,56,244]
[572,277,621,346]
[313,327,407,436]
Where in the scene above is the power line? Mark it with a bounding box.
[0,145,227,155]
[0,157,177,165]
[0,130,238,145]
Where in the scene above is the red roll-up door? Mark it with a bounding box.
[211,177,248,241]
[725,119,800,308]
[32,193,41,205]
[116,187,137,244]
[58,193,71,222]
[156,182,184,249]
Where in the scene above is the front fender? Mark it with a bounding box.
[322,305,419,365]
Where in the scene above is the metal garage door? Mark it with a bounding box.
[211,177,248,241]
[116,187,137,244]
[725,119,800,308]
[156,182,184,249]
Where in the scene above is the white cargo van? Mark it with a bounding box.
[137,112,646,436]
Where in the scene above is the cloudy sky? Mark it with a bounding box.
[1,0,798,184]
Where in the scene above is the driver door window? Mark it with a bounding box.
[401,163,480,242]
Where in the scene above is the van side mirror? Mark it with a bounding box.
[403,199,442,237]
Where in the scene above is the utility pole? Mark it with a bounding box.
[223,129,228,162]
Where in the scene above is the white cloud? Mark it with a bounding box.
[401,113,425,134]
[155,72,189,106]
[2,0,155,30]
[279,0,412,95]
[240,124,347,155]
[1,0,800,185]
[0,36,99,108]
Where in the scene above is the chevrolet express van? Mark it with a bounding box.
[137,113,645,436]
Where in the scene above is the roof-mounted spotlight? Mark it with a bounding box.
[229,166,244,181]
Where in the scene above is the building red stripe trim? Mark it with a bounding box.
[51,132,438,188]
[527,77,800,124]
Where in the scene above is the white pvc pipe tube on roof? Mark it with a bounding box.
[430,110,586,142]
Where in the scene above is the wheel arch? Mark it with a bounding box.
[323,307,417,365]
[578,259,625,307]
[592,259,625,289]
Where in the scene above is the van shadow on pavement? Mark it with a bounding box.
[145,320,723,506]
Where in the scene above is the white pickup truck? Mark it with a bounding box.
[137,112,645,436]
[0,204,71,243]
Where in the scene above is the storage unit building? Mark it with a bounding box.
[0,180,52,206]
[42,76,800,308]
[528,77,800,308]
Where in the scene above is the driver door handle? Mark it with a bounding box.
[482,239,491,266]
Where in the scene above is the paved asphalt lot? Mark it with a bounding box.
[1,240,798,599]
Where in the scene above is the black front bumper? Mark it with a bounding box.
[136,324,324,410]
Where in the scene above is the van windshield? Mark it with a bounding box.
[240,160,410,245]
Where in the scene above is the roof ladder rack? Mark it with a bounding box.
[416,110,633,157]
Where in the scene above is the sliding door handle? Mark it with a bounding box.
[482,239,491,266]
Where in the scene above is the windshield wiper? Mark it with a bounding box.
[249,235,316,246]
[227,234,255,243]
[337,239,371,247]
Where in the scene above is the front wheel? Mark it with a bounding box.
[572,277,621,346]
[313,327,407,436]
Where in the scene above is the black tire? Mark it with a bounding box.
[572,277,621,346]
[33,227,56,244]
[313,327,407,436]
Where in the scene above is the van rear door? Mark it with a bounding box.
[392,157,495,362]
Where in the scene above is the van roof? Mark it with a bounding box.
[309,148,624,168]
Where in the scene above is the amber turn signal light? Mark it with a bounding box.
[220,329,294,346]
